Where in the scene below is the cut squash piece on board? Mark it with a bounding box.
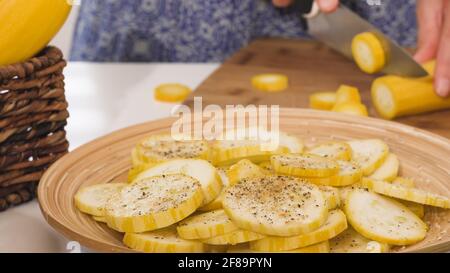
[212,130,302,166]
[177,210,238,240]
[332,103,369,117]
[249,210,347,251]
[123,226,204,253]
[201,229,266,245]
[335,85,362,105]
[154,83,192,102]
[251,73,288,92]
[330,227,389,253]
[75,183,127,217]
[271,154,339,178]
[369,153,399,182]
[309,92,337,110]
[319,186,341,210]
[347,139,389,175]
[135,134,210,165]
[134,159,222,205]
[344,189,427,245]
[362,178,450,209]
[371,61,450,120]
[351,32,386,74]
[223,175,328,236]
[226,159,265,186]
[105,174,203,233]
[228,241,330,253]
[308,142,352,161]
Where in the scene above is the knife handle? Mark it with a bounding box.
[291,0,315,14]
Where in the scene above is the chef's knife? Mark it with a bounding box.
[293,0,428,77]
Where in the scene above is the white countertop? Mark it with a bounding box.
[0,62,219,253]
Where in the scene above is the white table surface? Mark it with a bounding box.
[0,62,219,253]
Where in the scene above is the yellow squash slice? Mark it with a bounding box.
[259,161,274,173]
[271,154,339,178]
[74,183,127,217]
[392,177,416,188]
[228,241,330,253]
[105,174,203,233]
[308,160,362,187]
[134,159,222,205]
[308,141,352,161]
[362,178,450,209]
[330,227,389,253]
[123,227,204,253]
[212,131,302,166]
[319,186,341,210]
[249,210,347,251]
[154,83,192,103]
[335,85,362,105]
[390,177,424,218]
[351,32,386,74]
[134,134,210,166]
[197,167,230,212]
[369,153,399,182]
[251,73,288,92]
[347,139,389,175]
[226,159,266,186]
[223,175,328,237]
[201,229,266,245]
[309,92,337,110]
[344,189,427,245]
[332,103,369,117]
[92,216,107,223]
[177,210,238,240]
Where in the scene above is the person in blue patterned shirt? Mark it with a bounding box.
[71,0,450,97]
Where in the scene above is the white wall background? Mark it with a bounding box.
[50,4,80,58]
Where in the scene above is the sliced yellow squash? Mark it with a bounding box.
[251,73,288,92]
[201,229,266,245]
[392,177,416,188]
[308,141,352,161]
[344,189,427,245]
[362,178,450,209]
[309,92,337,110]
[330,227,389,253]
[134,159,222,205]
[226,159,266,186]
[92,216,107,223]
[74,183,127,217]
[347,139,389,175]
[335,85,362,105]
[123,226,204,253]
[228,241,330,253]
[319,185,341,210]
[105,174,203,233]
[223,175,328,237]
[351,32,386,74]
[177,210,238,240]
[271,154,339,178]
[249,210,347,251]
[154,83,192,102]
[369,153,399,182]
[308,160,362,187]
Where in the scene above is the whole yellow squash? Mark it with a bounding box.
[0,0,72,66]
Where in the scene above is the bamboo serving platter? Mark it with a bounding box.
[38,108,450,253]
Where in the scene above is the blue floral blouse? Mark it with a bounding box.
[70,0,417,62]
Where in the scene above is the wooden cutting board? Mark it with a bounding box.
[185,38,450,138]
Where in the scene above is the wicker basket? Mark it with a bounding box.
[0,46,69,211]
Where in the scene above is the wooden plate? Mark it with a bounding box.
[38,108,450,253]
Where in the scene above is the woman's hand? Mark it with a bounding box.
[414,0,450,97]
[272,0,339,13]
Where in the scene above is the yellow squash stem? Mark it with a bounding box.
[351,32,386,74]
[371,61,450,119]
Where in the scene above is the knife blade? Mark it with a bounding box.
[298,2,428,77]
